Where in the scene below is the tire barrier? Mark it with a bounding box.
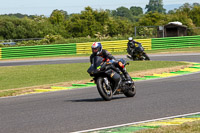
[0,35,199,59]
[152,35,200,50]
[0,48,2,60]
[1,43,76,59]
[76,39,151,55]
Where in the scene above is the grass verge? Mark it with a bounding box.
[0,61,189,97]
[136,120,200,133]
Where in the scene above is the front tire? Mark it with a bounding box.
[143,53,150,60]
[96,77,113,101]
[124,83,136,97]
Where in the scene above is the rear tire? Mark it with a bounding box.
[96,77,113,101]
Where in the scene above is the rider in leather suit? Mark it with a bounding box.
[90,42,131,80]
[90,42,132,90]
[127,37,142,57]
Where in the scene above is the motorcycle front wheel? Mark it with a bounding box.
[142,53,150,60]
[124,83,136,97]
[96,77,113,101]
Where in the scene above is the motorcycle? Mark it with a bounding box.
[127,39,150,61]
[87,56,136,101]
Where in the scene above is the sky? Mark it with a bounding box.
[0,0,199,16]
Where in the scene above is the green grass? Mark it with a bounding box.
[0,61,188,91]
[0,90,20,97]
[136,120,200,133]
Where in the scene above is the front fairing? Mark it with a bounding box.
[87,56,104,76]
[135,46,144,53]
[118,58,126,67]
[87,65,95,75]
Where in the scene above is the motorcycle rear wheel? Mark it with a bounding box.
[96,77,113,101]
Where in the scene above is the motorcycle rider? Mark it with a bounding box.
[127,37,142,58]
[90,42,132,90]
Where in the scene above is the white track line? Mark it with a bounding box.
[72,112,200,133]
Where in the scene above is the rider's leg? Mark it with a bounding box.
[114,62,132,81]
[111,72,121,91]
[105,68,121,91]
[120,67,132,81]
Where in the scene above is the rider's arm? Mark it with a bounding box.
[137,42,142,47]
[90,54,94,64]
[103,50,116,61]
[133,40,142,47]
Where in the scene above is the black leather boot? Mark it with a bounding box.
[125,73,132,81]
[122,68,132,81]
[120,72,126,81]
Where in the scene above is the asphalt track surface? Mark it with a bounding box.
[1,53,200,66]
[0,53,200,133]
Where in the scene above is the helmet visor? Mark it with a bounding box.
[92,48,98,53]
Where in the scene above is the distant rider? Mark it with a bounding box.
[127,37,142,56]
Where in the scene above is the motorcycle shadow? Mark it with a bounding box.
[69,96,126,102]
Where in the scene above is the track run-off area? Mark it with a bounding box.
[0,53,200,133]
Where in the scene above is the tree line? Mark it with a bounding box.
[0,1,200,42]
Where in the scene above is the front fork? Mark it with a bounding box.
[103,77,112,90]
[91,77,111,89]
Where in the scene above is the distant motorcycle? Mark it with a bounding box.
[87,56,136,101]
[127,38,150,61]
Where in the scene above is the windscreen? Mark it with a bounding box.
[87,56,104,74]
[92,56,104,69]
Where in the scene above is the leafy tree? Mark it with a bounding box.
[2,2,200,42]
[33,15,57,37]
[167,9,176,14]
[117,18,133,36]
[93,9,109,26]
[0,19,16,39]
[68,6,110,37]
[130,6,143,16]
[80,6,102,37]
[138,11,167,26]
[168,11,195,28]
[189,5,200,26]
[93,9,110,35]
[145,0,166,14]
[113,6,132,17]
[106,17,119,37]
[0,13,35,19]
[67,14,83,37]
[192,3,200,7]
[112,6,133,21]
[49,9,68,25]
[178,3,192,14]
[167,3,200,27]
